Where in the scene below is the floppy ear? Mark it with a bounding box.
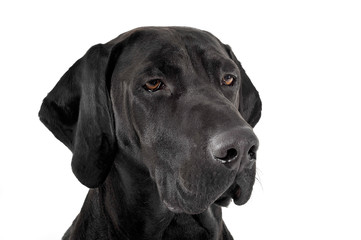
[39,44,119,188]
[224,45,262,127]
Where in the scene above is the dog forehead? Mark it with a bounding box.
[120,27,227,60]
[123,27,231,73]
[132,26,222,47]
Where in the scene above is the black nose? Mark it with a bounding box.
[209,127,259,170]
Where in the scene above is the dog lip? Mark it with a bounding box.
[162,200,183,213]
[214,196,232,207]
[231,184,244,205]
[177,178,193,194]
[232,185,241,198]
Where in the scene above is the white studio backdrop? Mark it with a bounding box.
[1,0,360,239]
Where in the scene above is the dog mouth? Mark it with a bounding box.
[159,172,237,214]
[160,181,212,215]
[214,183,245,207]
[231,184,248,205]
[215,166,257,207]
[164,181,252,213]
[156,161,255,214]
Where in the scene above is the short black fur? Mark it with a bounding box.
[39,27,262,240]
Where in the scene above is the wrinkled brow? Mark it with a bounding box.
[202,55,239,75]
[144,45,187,77]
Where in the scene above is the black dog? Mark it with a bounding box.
[39,27,261,240]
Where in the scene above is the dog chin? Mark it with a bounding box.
[162,199,209,215]
[214,196,232,207]
[161,182,223,215]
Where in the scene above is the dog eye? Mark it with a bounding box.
[221,74,236,86]
[144,79,164,92]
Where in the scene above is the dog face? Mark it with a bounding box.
[39,27,261,215]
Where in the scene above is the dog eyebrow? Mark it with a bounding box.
[139,63,183,80]
[139,66,164,78]
[201,55,239,76]
[142,59,184,79]
[221,60,239,73]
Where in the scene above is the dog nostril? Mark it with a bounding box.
[216,148,238,163]
[248,145,257,160]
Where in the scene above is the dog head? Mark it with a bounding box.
[39,27,261,214]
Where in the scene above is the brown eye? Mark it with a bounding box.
[222,74,236,86]
[144,79,164,92]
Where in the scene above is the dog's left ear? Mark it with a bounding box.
[224,45,262,127]
[39,43,120,188]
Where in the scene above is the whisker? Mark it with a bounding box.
[255,167,264,191]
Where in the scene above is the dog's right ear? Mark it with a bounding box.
[39,42,122,188]
[223,44,262,128]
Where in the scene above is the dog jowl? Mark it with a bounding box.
[39,27,261,240]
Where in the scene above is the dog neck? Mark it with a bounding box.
[63,153,233,240]
[102,158,175,239]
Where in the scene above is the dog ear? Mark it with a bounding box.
[39,43,120,188]
[224,45,262,127]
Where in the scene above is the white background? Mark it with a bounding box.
[1,0,360,239]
